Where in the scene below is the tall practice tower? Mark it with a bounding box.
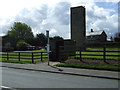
[71,6,86,49]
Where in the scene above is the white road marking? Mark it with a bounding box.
[1,86,19,90]
[1,86,11,88]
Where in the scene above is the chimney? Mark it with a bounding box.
[91,29,94,32]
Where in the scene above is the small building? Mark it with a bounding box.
[2,35,16,51]
[59,39,76,61]
[86,29,107,43]
[49,38,76,61]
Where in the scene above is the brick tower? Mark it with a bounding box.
[71,6,86,49]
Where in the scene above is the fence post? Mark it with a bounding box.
[79,47,82,61]
[41,52,43,62]
[18,52,20,61]
[7,52,9,61]
[32,52,34,63]
[103,47,106,62]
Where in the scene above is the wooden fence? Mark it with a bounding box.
[0,51,48,63]
[0,47,120,63]
[59,47,120,62]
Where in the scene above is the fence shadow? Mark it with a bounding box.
[49,65,63,71]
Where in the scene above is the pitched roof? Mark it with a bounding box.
[86,30,104,36]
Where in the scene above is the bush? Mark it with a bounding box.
[2,47,14,52]
[16,40,30,51]
[114,37,120,42]
[86,42,120,48]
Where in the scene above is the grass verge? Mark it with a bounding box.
[56,63,120,71]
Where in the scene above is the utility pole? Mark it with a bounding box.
[46,30,50,65]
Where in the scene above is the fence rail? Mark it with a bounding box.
[59,47,120,61]
[0,51,48,63]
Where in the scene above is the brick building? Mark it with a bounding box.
[86,29,107,43]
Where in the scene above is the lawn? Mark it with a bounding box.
[56,63,119,71]
[55,60,120,71]
[87,47,120,51]
[58,47,120,71]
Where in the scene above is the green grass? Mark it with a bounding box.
[1,50,48,63]
[59,47,120,71]
[87,48,120,51]
[56,63,120,71]
[73,51,120,60]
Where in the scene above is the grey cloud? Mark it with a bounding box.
[37,2,71,38]
[88,12,106,21]
[87,9,107,24]
[86,4,118,39]
[14,4,48,33]
[9,2,71,38]
[1,1,117,40]
[0,19,14,35]
[1,25,10,34]
[53,2,71,25]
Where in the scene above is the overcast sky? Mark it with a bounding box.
[0,0,119,39]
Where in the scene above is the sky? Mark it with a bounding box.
[0,0,119,39]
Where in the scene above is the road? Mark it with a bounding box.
[2,67,119,88]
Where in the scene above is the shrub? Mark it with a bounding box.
[2,47,14,52]
[16,40,30,51]
[114,37,120,42]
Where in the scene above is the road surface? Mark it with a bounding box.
[2,67,119,88]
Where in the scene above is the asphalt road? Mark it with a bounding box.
[2,67,119,88]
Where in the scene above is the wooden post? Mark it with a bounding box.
[18,52,20,61]
[80,47,82,61]
[32,52,34,63]
[46,30,50,65]
[7,52,9,61]
[41,52,43,62]
[103,47,106,62]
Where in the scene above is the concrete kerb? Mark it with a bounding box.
[1,65,120,80]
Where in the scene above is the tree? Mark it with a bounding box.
[53,36,63,39]
[33,33,47,47]
[7,22,34,42]
[50,36,63,40]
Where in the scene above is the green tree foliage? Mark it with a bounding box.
[50,36,63,40]
[8,22,34,42]
[53,36,63,39]
[16,40,30,51]
[33,33,47,47]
